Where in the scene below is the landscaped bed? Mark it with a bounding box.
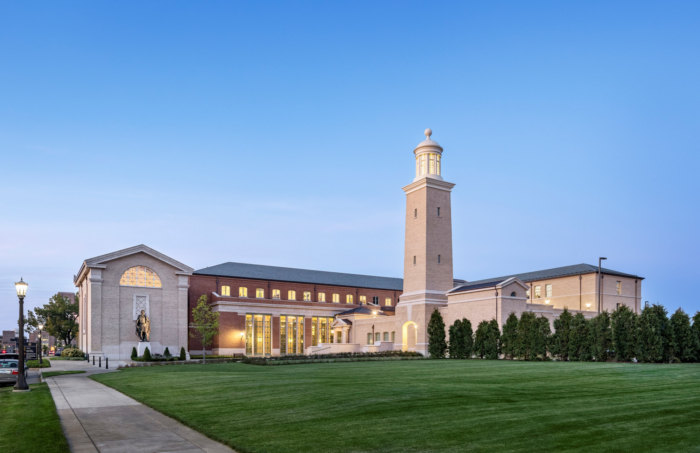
[91,360,700,452]
[0,383,69,453]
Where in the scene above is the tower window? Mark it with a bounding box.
[414,208,417,218]
[413,256,416,265]
[437,207,440,217]
[438,254,441,264]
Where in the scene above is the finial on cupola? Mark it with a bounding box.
[424,128,432,139]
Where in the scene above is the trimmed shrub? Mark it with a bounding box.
[131,347,137,360]
[164,347,171,358]
[612,305,637,361]
[180,347,186,360]
[26,359,51,368]
[552,309,573,361]
[693,312,700,362]
[501,313,519,359]
[637,304,670,363]
[461,318,474,359]
[427,309,447,358]
[448,319,464,359]
[143,347,152,361]
[669,308,695,362]
[61,347,85,358]
[569,313,591,361]
[589,311,612,362]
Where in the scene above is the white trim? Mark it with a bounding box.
[402,177,455,195]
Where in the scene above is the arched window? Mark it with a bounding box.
[119,266,162,288]
[510,291,517,297]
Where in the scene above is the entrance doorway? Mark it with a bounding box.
[402,321,417,352]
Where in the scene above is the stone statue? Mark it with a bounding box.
[136,309,151,342]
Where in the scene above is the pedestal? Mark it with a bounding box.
[137,342,152,358]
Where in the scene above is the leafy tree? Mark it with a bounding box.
[475,320,500,359]
[29,293,79,347]
[448,319,464,359]
[568,313,591,361]
[516,312,537,360]
[460,318,474,359]
[500,313,519,359]
[536,316,551,360]
[669,309,694,363]
[427,309,447,358]
[637,304,670,363]
[693,312,700,362]
[589,311,612,362]
[191,295,220,364]
[474,321,489,359]
[552,309,573,361]
[611,305,637,361]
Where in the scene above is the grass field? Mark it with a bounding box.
[92,361,700,453]
[42,370,85,378]
[0,383,69,453]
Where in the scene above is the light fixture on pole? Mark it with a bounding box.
[38,323,44,366]
[14,278,29,392]
[598,257,607,314]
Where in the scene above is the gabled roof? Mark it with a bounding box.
[449,263,643,294]
[336,306,387,317]
[75,244,193,284]
[194,262,404,291]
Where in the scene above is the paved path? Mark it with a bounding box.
[45,360,234,453]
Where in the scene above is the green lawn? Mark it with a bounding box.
[42,370,85,378]
[0,384,69,453]
[92,361,700,453]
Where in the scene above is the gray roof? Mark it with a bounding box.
[194,262,404,291]
[336,306,389,316]
[450,263,643,294]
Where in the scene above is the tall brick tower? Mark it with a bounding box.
[395,129,455,356]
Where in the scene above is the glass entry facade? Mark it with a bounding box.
[311,317,334,346]
[245,314,271,356]
[280,315,304,355]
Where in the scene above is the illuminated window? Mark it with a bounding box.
[436,154,441,174]
[372,296,379,305]
[346,294,354,304]
[545,284,552,298]
[311,317,333,346]
[119,266,162,288]
[429,153,436,174]
[534,286,541,298]
[280,315,304,355]
[245,314,271,356]
[221,285,231,296]
[303,291,311,301]
[288,290,296,301]
[318,292,326,302]
[332,293,340,303]
[385,297,392,306]
[367,333,372,344]
[256,288,264,298]
[420,154,427,175]
[616,281,622,295]
[383,332,389,341]
[239,287,248,297]
[359,295,366,304]
[272,289,281,299]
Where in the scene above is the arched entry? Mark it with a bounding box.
[402,321,417,352]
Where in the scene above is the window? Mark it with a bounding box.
[359,295,367,304]
[245,314,272,356]
[510,291,517,297]
[436,154,441,174]
[383,332,389,341]
[616,281,622,295]
[437,207,441,217]
[280,315,304,355]
[545,284,552,298]
[272,289,281,299]
[385,297,392,306]
[239,287,248,298]
[332,293,340,303]
[120,266,162,288]
[391,331,395,342]
[413,256,416,265]
[414,208,418,218]
[311,317,333,346]
[375,332,381,342]
[256,288,264,299]
[303,291,311,301]
[367,333,372,344]
[346,294,354,304]
[318,292,326,302]
[288,290,296,301]
[534,286,541,298]
[526,289,531,298]
[429,153,436,174]
[372,296,379,305]
[221,285,231,296]
[438,254,441,264]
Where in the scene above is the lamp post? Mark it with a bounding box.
[14,278,29,392]
[598,257,607,314]
[37,323,43,366]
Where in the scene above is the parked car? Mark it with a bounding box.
[54,348,63,357]
[0,358,27,385]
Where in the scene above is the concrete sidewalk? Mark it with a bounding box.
[45,360,233,452]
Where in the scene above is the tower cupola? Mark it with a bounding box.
[413,128,443,181]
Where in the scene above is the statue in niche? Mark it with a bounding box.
[135,309,151,342]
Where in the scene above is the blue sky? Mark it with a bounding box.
[1,1,699,330]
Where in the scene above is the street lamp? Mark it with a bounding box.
[14,278,29,392]
[598,257,607,314]
[371,310,378,345]
[38,323,44,366]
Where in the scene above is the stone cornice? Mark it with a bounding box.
[402,177,455,195]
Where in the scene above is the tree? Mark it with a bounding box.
[485,319,501,359]
[637,304,670,363]
[568,313,591,361]
[427,309,447,358]
[611,305,637,361]
[669,309,694,363]
[460,318,474,359]
[179,347,186,361]
[552,309,573,361]
[589,311,612,362]
[474,321,489,359]
[500,313,519,359]
[131,347,137,360]
[535,316,551,360]
[190,295,220,364]
[516,312,538,360]
[448,319,464,359]
[143,346,152,361]
[29,293,79,347]
[693,312,700,362]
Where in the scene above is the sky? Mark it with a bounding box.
[1,1,699,331]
